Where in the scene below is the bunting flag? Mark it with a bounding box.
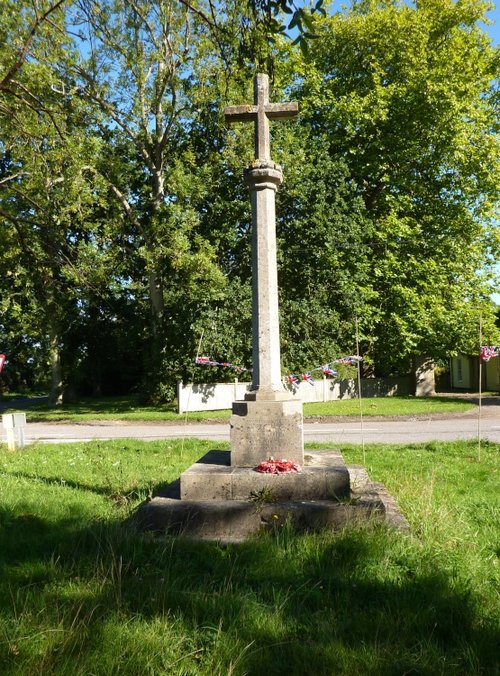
[195,355,252,373]
[334,355,363,365]
[0,354,5,373]
[286,354,363,388]
[480,346,499,362]
[196,353,363,384]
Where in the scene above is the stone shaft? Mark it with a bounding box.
[245,162,283,396]
[225,73,302,465]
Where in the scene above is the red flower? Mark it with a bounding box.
[254,458,301,474]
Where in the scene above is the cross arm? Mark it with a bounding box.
[265,102,299,119]
[224,104,258,122]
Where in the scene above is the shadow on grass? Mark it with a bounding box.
[0,470,169,504]
[0,506,498,675]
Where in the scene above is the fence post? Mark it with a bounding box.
[2,413,27,450]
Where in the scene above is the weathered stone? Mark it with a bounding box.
[180,449,350,501]
[137,450,409,541]
[224,74,303,468]
[230,398,303,466]
[134,75,410,542]
[137,498,261,540]
[244,162,284,399]
[225,75,298,161]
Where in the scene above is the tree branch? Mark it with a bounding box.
[0,172,26,186]
[0,205,40,227]
[177,0,215,29]
[109,183,141,229]
[0,0,68,91]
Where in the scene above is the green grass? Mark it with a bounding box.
[1,395,231,422]
[303,395,475,417]
[1,394,476,422]
[0,438,498,674]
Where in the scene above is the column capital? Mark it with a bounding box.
[244,160,283,190]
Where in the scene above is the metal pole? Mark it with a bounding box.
[478,316,482,461]
[355,318,365,465]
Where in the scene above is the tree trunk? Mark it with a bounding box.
[148,269,165,324]
[48,329,63,405]
[412,355,436,396]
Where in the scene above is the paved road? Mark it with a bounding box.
[6,411,500,445]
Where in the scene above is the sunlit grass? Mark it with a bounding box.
[0,438,498,674]
[303,395,475,417]
[1,393,476,422]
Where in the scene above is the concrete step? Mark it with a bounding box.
[180,449,350,502]
[136,496,385,542]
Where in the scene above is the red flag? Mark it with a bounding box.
[0,354,5,373]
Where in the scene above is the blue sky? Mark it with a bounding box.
[482,3,500,45]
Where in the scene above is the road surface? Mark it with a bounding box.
[5,410,499,445]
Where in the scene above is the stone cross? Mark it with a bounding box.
[225,74,303,464]
[225,73,298,400]
[225,73,298,161]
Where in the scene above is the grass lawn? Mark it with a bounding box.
[0,394,476,422]
[0,438,498,674]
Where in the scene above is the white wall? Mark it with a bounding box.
[450,355,472,389]
[177,376,411,412]
[486,358,500,391]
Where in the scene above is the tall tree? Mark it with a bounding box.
[0,0,107,401]
[60,0,229,399]
[298,0,500,373]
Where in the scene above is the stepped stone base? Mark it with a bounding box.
[136,450,409,542]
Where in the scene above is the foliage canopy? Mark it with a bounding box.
[0,0,498,398]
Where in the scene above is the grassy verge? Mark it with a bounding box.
[0,438,498,674]
[303,395,476,417]
[0,394,476,422]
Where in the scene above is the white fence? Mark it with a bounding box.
[177,376,410,412]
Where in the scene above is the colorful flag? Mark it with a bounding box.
[195,355,251,372]
[480,346,499,362]
[335,355,363,365]
[302,372,315,385]
[195,355,213,365]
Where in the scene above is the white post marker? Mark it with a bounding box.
[2,412,27,450]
